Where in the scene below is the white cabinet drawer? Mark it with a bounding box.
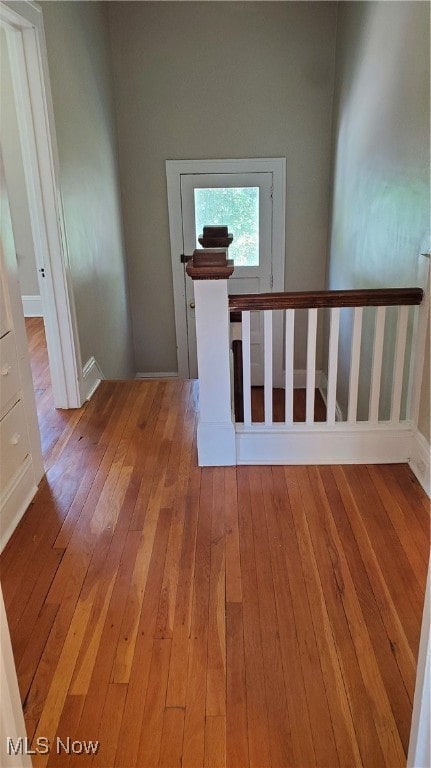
[0,332,20,417]
[0,400,30,490]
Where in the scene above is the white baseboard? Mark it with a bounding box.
[235,422,414,466]
[318,372,344,422]
[292,369,325,389]
[409,428,431,498]
[198,420,236,466]
[82,356,104,401]
[135,371,178,380]
[137,369,325,385]
[284,369,343,421]
[0,459,38,553]
[22,295,42,317]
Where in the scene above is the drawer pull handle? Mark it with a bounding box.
[1,364,11,376]
[10,433,21,445]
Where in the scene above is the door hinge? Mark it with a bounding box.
[270,274,274,289]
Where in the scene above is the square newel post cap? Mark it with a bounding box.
[198,226,234,248]
[186,248,234,280]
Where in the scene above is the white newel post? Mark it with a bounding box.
[187,250,236,466]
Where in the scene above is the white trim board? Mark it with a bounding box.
[235,422,414,466]
[21,294,42,317]
[409,428,431,498]
[81,357,104,402]
[135,371,179,380]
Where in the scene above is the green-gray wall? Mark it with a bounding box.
[108,1,338,373]
[41,1,134,379]
[327,1,430,434]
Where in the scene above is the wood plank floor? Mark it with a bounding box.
[0,318,429,767]
[25,317,83,469]
[249,386,326,423]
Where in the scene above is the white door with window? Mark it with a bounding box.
[167,159,286,385]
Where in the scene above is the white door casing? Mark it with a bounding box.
[0,1,82,408]
[167,158,286,385]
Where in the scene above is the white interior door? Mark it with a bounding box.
[181,172,273,382]
[166,158,286,385]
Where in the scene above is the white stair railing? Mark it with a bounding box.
[187,249,428,467]
[230,285,426,465]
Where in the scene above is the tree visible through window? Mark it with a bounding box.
[194,187,259,266]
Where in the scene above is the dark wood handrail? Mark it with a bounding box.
[228,287,423,312]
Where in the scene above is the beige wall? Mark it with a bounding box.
[0,29,39,297]
[41,1,134,379]
[108,1,338,373]
[327,1,430,431]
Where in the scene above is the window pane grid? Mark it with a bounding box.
[194,187,259,267]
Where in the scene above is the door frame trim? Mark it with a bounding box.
[0,1,83,407]
[166,157,286,379]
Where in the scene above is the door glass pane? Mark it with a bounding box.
[194,187,259,266]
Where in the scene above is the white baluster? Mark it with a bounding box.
[327,307,340,424]
[285,309,295,425]
[242,311,252,426]
[369,306,386,423]
[390,305,409,423]
[306,308,317,424]
[264,310,273,425]
[348,307,363,424]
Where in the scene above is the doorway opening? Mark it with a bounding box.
[0,2,82,416]
[1,29,51,463]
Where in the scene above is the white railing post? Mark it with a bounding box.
[186,250,236,466]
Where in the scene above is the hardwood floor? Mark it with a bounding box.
[0,318,429,767]
[25,317,83,468]
[249,386,326,422]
